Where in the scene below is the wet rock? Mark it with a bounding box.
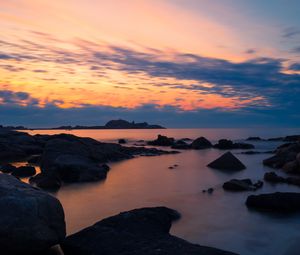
[12,166,36,178]
[207,152,246,171]
[30,173,62,191]
[62,207,236,255]
[0,174,66,254]
[148,135,175,146]
[207,188,214,194]
[171,140,191,149]
[0,163,17,173]
[264,172,300,187]
[191,137,212,149]
[214,139,254,150]
[246,192,300,212]
[284,135,300,142]
[223,179,262,191]
[118,139,126,144]
[240,150,273,155]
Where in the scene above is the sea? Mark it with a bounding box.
[22,128,300,255]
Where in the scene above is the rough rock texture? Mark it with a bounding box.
[246,192,300,212]
[148,135,175,146]
[264,172,300,187]
[223,179,263,191]
[263,142,300,174]
[0,174,65,254]
[214,139,254,150]
[62,207,237,255]
[207,152,246,171]
[191,137,212,149]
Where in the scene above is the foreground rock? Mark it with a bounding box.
[11,165,36,178]
[0,174,65,254]
[207,152,246,171]
[62,207,237,255]
[246,192,300,212]
[214,139,254,150]
[148,135,175,146]
[263,142,300,174]
[264,172,300,187]
[223,179,263,191]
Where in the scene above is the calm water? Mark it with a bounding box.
[25,128,300,255]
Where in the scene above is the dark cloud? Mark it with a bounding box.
[0,90,38,106]
[282,27,300,39]
[289,63,300,71]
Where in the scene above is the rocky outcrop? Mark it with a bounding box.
[11,165,36,178]
[148,135,175,146]
[246,137,263,141]
[214,139,254,150]
[223,179,263,191]
[62,207,237,255]
[264,172,300,187]
[0,174,65,254]
[190,137,212,149]
[207,152,246,171]
[0,163,17,173]
[263,142,300,174]
[246,192,300,212]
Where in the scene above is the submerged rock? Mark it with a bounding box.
[0,174,65,254]
[207,152,246,171]
[246,192,300,212]
[191,137,212,149]
[223,179,263,191]
[214,139,254,150]
[264,172,300,187]
[62,207,237,255]
[148,134,175,146]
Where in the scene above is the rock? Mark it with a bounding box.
[267,137,283,141]
[214,139,254,150]
[62,207,236,255]
[246,192,300,212]
[12,166,36,177]
[264,172,300,187]
[148,135,175,146]
[207,188,214,194]
[263,142,300,172]
[0,174,65,254]
[0,163,17,173]
[246,137,263,141]
[284,135,300,142]
[223,179,262,191]
[191,137,212,149]
[207,152,246,171]
[30,173,62,191]
[28,155,42,164]
[240,150,273,155]
[118,139,126,144]
[171,140,191,149]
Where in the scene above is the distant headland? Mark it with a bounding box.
[0,119,165,130]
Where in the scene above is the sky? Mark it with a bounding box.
[0,0,300,127]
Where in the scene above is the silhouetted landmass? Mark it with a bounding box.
[0,119,165,130]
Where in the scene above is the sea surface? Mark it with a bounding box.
[24,128,300,255]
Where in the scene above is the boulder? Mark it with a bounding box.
[191,137,212,149]
[246,192,300,212]
[264,172,300,187]
[0,174,65,254]
[30,173,62,191]
[207,152,246,171]
[62,207,237,255]
[223,179,263,191]
[147,135,175,146]
[12,166,36,177]
[118,139,126,144]
[214,139,254,150]
[171,140,191,149]
[0,163,17,173]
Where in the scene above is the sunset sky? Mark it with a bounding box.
[1,0,300,127]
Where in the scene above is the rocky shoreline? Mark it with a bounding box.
[1,129,300,254]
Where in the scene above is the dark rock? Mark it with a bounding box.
[104,119,165,129]
[223,179,262,191]
[0,174,65,254]
[246,192,300,212]
[246,137,263,141]
[62,207,236,255]
[118,139,126,144]
[12,166,36,177]
[191,137,212,149]
[284,135,300,142]
[148,135,175,146]
[171,140,191,149]
[0,163,17,173]
[28,155,42,164]
[207,188,214,194]
[264,172,300,187]
[241,150,273,155]
[30,173,62,191]
[267,137,283,141]
[214,139,254,150]
[207,152,246,171]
